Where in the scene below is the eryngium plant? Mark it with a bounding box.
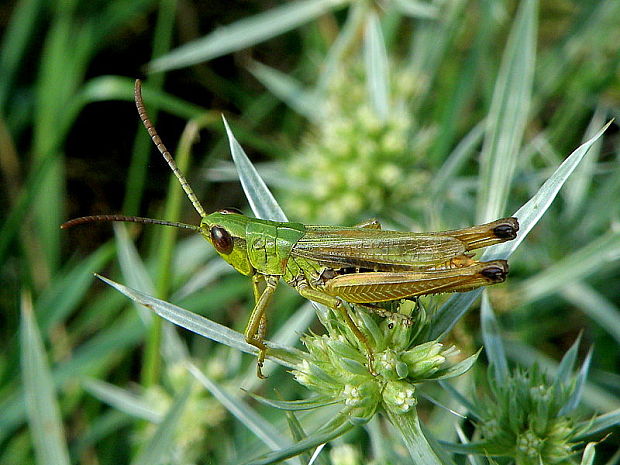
[475,364,589,464]
[442,332,618,465]
[284,65,434,224]
[292,301,478,422]
[247,300,480,463]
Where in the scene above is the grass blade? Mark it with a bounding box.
[559,347,592,415]
[114,223,155,294]
[241,415,353,465]
[245,393,337,411]
[576,408,620,438]
[20,292,70,465]
[480,293,508,384]
[222,117,288,222]
[79,75,207,120]
[84,378,162,423]
[408,0,466,109]
[482,121,613,261]
[563,107,606,220]
[439,380,482,420]
[432,121,612,339]
[250,61,320,121]
[580,442,596,465]
[34,8,94,274]
[477,0,537,222]
[561,283,620,345]
[98,275,303,367]
[364,12,390,121]
[121,0,176,216]
[514,231,620,304]
[317,2,366,93]
[185,362,291,451]
[283,412,315,465]
[0,146,55,269]
[554,335,581,387]
[432,122,485,195]
[36,243,114,330]
[149,0,348,72]
[99,275,248,349]
[0,0,44,109]
[1,310,145,444]
[454,425,484,465]
[391,0,438,19]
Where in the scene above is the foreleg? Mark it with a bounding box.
[246,275,278,378]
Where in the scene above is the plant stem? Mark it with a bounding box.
[384,406,449,465]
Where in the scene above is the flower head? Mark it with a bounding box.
[291,301,478,423]
[474,365,590,465]
[283,64,434,224]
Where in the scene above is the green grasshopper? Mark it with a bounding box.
[63,80,519,378]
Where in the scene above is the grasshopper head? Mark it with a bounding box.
[201,209,254,276]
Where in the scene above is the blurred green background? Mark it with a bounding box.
[1,0,619,463]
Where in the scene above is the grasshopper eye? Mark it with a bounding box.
[210,226,234,254]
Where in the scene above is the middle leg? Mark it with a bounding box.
[297,283,377,375]
[246,274,279,378]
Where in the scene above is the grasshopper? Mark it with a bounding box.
[63,80,519,378]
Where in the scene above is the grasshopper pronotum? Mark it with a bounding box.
[63,80,519,378]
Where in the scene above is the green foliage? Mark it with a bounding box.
[476,365,586,464]
[2,0,620,464]
[283,63,434,224]
[290,302,478,422]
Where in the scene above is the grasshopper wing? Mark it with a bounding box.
[291,226,466,271]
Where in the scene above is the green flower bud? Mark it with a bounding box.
[342,381,380,410]
[376,349,405,380]
[383,381,417,414]
[516,430,544,465]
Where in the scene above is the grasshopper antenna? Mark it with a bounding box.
[61,215,201,232]
[134,79,207,219]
